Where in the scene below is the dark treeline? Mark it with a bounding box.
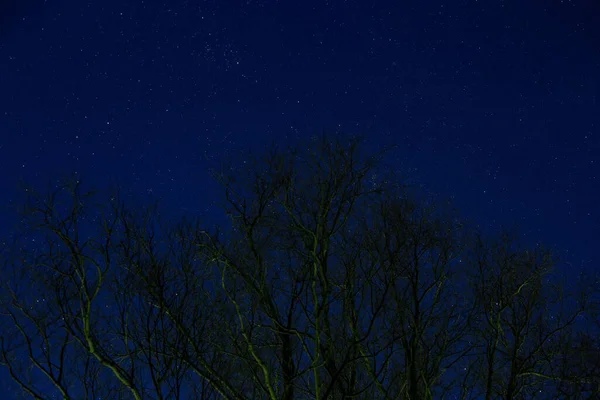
[1,135,598,399]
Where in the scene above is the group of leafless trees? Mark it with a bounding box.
[0,136,598,399]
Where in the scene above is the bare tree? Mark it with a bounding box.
[196,136,393,399]
[461,231,592,400]
[0,179,226,399]
[195,135,474,399]
[1,135,597,399]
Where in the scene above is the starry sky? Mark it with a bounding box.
[0,0,598,392]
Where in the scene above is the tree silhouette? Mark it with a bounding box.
[457,232,593,399]
[0,134,597,399]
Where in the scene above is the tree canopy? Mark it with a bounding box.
[1,135,598,399]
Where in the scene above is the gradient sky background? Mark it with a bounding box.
[0,0,599,396]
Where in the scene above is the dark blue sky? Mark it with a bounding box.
[2,1,599,257]
[1,0,599,397]
[1,0,598,339]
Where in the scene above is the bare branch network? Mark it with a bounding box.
[1,135,598,399]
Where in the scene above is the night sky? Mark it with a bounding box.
[0,0,599,395]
